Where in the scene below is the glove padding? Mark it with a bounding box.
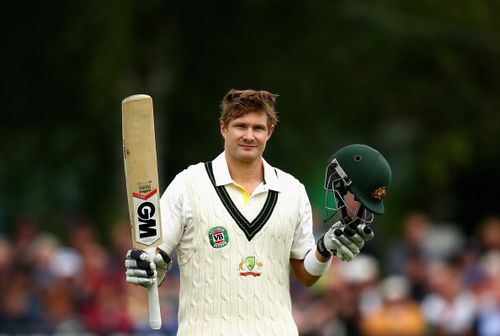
[125,248,172,288]
[323,221,374,262]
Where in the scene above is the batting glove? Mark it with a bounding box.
[317,221,374,262]
[125,248,172,288]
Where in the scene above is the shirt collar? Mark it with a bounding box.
[212,152,233,186]
[212,152,281,192]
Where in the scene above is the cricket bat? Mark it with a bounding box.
[122,94,163,329]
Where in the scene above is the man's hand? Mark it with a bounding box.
[125,248,172,288]
[318,221,374,262]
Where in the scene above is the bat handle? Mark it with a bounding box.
[147,248,162,329]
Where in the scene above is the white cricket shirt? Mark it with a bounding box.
[159,152,315,259]
[159,152,315,335]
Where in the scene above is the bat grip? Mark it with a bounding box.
[147,248,162,329]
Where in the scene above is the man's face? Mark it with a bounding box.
[343,191,374,224]
[220,111,274,164]
[344,192,361,219]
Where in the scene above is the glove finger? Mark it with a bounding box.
[357,224,375,241]
[126,269,155,277]
[337,235,360,255]
[342,226,365,248]
[140,258,156,270]
[343,226,356,237]
[331,238,355,261]
[339,246,354,262]
[126,249,148,261]
[125,259,156,276]
[349,232,365,249]
[154,249,173,271]
[126,276,155,287]
[340,253,351,262]
[125,259,139,269]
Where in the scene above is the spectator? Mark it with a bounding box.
[421,258,477,335]
[475,251,500,336]
[386,211,431,301]
[386,211,431,275]
[477,216,500,252]
[361,275,426,336]
[423,224,466,261]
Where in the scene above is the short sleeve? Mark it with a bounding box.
[159,172,192,255]
[290,184,315,259]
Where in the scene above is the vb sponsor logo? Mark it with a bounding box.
[208,226,229,248]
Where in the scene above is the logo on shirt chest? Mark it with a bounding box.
[239,256,263,277]
[208,226,229,248]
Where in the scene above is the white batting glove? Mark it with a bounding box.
[320,221,374,262]
[125,248,172,288]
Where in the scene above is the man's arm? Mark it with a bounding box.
[290,250,331,287]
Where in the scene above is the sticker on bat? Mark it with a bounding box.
[133,188,161,246]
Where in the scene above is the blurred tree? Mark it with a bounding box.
[1,0,499,243]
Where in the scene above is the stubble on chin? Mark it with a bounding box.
[229,146,262,164]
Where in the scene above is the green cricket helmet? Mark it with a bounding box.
[325,144,392,216]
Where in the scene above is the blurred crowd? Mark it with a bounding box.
[294,212,500,336]
[0,212,499,336]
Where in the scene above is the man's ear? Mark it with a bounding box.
[267,124,275,139]
[220,120,227,139]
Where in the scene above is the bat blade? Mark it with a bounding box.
[122,94,163,330]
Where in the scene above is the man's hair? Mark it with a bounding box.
[220,89,279,127]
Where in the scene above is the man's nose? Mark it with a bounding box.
[243,128,255,140]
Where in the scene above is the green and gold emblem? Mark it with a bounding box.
[371,186,387,200]
[239,256,263,277]
[245,256,256,271]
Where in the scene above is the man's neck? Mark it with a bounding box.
[225,153,264,194]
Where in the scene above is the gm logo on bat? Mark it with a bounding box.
[132,189,160,245]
